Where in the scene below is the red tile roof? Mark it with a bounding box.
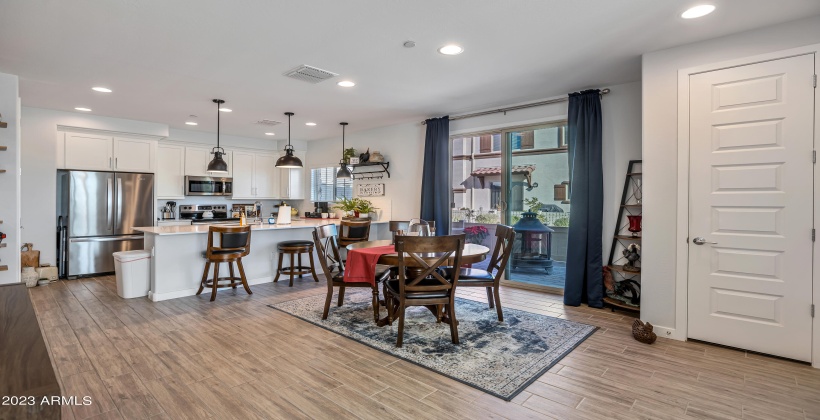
[471,165,535,176]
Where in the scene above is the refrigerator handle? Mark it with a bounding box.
[116,177,123,230]
[107,177,114,231]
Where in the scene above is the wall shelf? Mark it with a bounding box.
[0,243,6,248]
[350,162,390,180]
[0,146,7,151]
[0,266,8,272]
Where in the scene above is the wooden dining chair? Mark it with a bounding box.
[338,219,371,247]
[390,220,436,242]
[384,234,465,347]
[445,224,515,321]
[313,224,389,322]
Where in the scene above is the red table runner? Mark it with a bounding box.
[344,245,395,286]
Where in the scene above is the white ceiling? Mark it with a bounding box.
[1,0,819,141]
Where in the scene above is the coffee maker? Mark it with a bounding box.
[305,202,329,218]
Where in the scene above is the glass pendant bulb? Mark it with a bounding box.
[276,112,304,168]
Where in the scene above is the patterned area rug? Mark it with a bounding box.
[269,290,596,400]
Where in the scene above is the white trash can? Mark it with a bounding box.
[113,250,151,299]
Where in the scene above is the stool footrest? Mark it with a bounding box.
[204,276,243,289]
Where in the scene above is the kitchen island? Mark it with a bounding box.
[134,220,389,302]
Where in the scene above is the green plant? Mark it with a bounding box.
[474,213,500,224]
[523,197,544,213]
[343,147,356,164]
[332,197,357,212]
[551,216,570,227]
[510,214,522,225]
[353,198,375,214]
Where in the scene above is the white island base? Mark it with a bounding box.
[135,220,389,302]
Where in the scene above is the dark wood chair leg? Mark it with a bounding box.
[486,287,494,308]
[273,253,284,283]
[396,303,406,347]
[197,261,210,295]
[337,286,345,306]
[229,263,237,289]
[448,300,459,344]
[237,259,252,295]
[371,287,379,323]
[308,251,319,282]
[322,286,333,320]
[210,263,220,302]
[288,252,295,287]
[384,284,394,325]
[298,253,303,278]
[493,286,503,322]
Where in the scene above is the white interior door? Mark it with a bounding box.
[688,54,815,361]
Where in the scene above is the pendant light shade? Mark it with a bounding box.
[336,122,352,179]
[276,112,304,168]
[207,99,229,173]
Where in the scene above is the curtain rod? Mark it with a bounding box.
[421,88,610,125]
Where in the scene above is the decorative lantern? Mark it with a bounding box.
[512,211,554,274]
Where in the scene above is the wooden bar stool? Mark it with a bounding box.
[197,225,252,302]
[274,240,319,287]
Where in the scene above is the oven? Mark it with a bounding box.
[185,176,233,196]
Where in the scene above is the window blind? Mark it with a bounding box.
[310,167,352,202]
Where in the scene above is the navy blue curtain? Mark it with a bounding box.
[420,116,450,236]
[564,90,603,308]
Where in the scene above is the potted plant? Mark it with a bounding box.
[353,198,375,218]
[463,225,489,245]
[333,197,357,217]
[343,147,356,164]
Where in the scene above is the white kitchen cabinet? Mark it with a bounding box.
[156,144,186,198]
[185,146,233,177]
[279,151,305,199]
[230,151,279,199]
[64,133,115,171]
[113,137,154,172]
[231,151,255,199]
[64,133,155,173]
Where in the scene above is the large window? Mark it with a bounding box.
[310,166,352,202]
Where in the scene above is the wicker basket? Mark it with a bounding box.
[632,319,657,344]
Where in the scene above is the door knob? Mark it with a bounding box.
[692,237,717,245]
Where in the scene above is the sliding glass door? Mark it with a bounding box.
[450,122,570,291]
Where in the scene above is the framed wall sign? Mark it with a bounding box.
[356,183,385,197]
[349,157,360,165]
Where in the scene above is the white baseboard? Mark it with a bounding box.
[652,325,684,341]
[149,276,274,302]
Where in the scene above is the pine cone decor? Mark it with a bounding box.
[632,319,657,344]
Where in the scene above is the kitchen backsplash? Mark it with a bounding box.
[155,196,306,220]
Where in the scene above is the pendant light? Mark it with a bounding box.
[275,112,304,168]
[206,99,229,173]
[336,122,352,179]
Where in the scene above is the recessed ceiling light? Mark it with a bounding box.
[305,122,317,126]
[265,132,275,136]
[92,87,112,93]
[75,107,92,112]
[438,44,464,55]
[681,4,715,19]
[337,81,356,87]
[218,107,232,112]
[185,115,198,125]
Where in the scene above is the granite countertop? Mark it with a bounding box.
[134,219,386,235]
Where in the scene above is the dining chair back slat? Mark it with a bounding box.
[338,220,371,247]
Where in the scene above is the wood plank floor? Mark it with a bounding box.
[26,275,820,420]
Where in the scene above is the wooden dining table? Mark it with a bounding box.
[346,239,490,326]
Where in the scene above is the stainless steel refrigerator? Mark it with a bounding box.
[57,170,154,278]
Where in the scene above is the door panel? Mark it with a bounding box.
[114,137,153,172]
[68,171,114,237]
[157,144,185,198]
[688,54,814,361]
[115,173,154,234]
[231,151,255,198]
[255,154,278,198]
[65,133,113,170]
[68,236,144,276]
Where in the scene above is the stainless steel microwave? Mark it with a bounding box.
[185,176,233,196]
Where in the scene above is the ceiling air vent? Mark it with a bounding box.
[255,119,282,126]
[283,65,338,84]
